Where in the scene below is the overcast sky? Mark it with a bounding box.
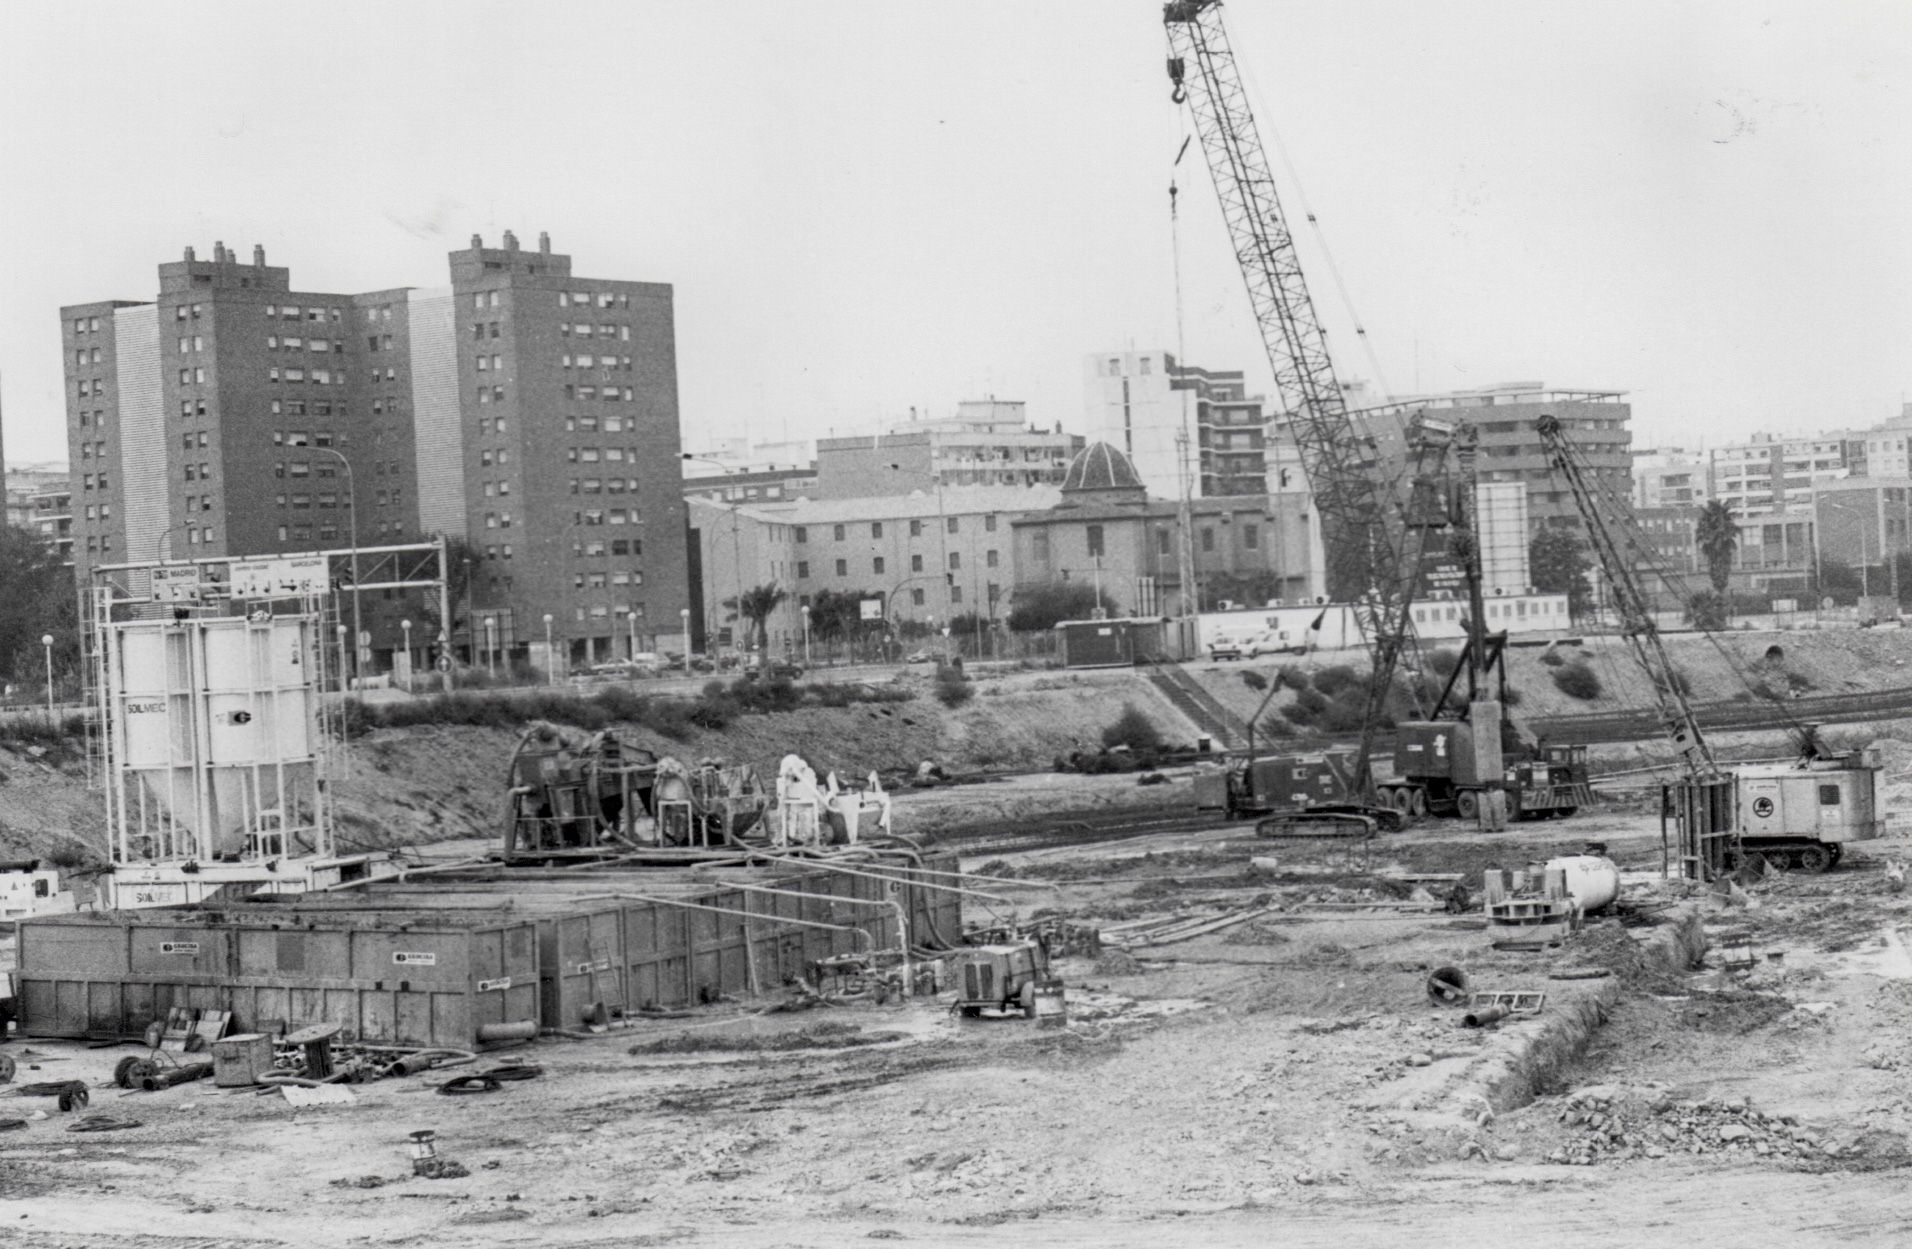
[2,1,1907,468]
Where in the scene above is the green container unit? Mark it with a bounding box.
[13,908,540,1049]
[256,897,630,1035]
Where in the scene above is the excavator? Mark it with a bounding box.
[1537,415,1881,876]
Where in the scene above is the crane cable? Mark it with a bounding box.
[1551,432,1815,752]
[1230,35,1396,401]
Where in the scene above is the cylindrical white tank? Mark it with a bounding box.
[1546,854,1620,913]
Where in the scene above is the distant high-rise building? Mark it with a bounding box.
[1347,383,1633,541]
[1083,350,1284,500]
[813,400,1080,499]
[1632,446,1707,509]
[59,235,688,667]
[1705,431,1857,518]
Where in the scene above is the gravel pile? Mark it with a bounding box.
[1546,1084,1830,1166]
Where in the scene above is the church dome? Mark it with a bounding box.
[1061,441,1144,493]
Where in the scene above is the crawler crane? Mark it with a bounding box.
[1167,0,1523,829]
[1538,414,1880,876]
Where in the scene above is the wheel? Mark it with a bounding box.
[1020,982,1038,1020]
[1455,791,1480,821]
[57,1087,88,1113]
[112,1056,140,1088]
[1408,788,1428,819]
[0,1053,14,1084]
[1389,788,1413,814]
[1794,844,1832,874]
[1828,843,1845,866]
[1507,792,1524,822]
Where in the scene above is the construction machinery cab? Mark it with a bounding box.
[951,941,1051,1019]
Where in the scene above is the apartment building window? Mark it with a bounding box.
[871,522,884,539]
[910,519,923,537]
[1243,524,1259,549]
[794,527,807,544]
[1087,525,1104,557]
[950,586,963,604]
[797,561,809,579]
[873,557,886,575]
[832,524,846,541]
[911,588,925,606]
[986,549,999,568]
[834,559,848,577]
[946,516,959,535]
[1033,531,1051,562]
[948,552,961,571]
[1200,528,1215,552]
[984,514,997,533]
[911,553,924,573]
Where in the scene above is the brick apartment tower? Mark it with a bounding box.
[59,234,687,666]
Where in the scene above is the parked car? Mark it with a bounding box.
[1243,630,1306,658]
[743,657,804,681]
[904,650,934,664]
[1207,636,1247,662]
[1211,631,1306,661]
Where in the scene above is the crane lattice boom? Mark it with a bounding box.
[1165,0,1418,790]
[1536,414,1717,778]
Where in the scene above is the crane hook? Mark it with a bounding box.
[1167,56,1187,103]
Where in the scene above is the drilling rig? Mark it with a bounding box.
[1538,415,1880,876]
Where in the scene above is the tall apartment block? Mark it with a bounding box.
[59,234,687,667]
[1344,383,1633,539]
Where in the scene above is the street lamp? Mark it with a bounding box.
[801,603,812,666]
[400,619,413,689]
[484,616,498,679]
[309,447,361,685]
[543,613,556,685]
[335,624,350,694]
[40,634,54,722]
[680,607,692,675]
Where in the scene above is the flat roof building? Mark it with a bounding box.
[59,235,688,668]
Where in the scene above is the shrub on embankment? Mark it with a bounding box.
[341,678,912,740]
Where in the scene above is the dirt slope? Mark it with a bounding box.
[0,668,1201,864]
[1189,627,1912,737]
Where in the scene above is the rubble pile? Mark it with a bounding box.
[1546,1085,1830,1166]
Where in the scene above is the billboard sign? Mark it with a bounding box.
[230,555,330,599]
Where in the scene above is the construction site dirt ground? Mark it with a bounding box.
[4,797,1912,1247]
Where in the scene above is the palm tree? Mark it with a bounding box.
[730,583,789,653]
[1695,500,1739,594]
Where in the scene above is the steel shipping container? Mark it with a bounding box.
[14,908,540,1049]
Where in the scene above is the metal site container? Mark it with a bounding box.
[13,908,540,1049]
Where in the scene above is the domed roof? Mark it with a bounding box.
[1061,441,1144,493]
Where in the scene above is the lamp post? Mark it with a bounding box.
[680,607,691,675]
[543,613,556,685]
[801,603,812,666]
[335,624,350,694]
[310,447,360,685]
[484,616,497,679]
[40,634,54,722]
[400,619,413,690]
